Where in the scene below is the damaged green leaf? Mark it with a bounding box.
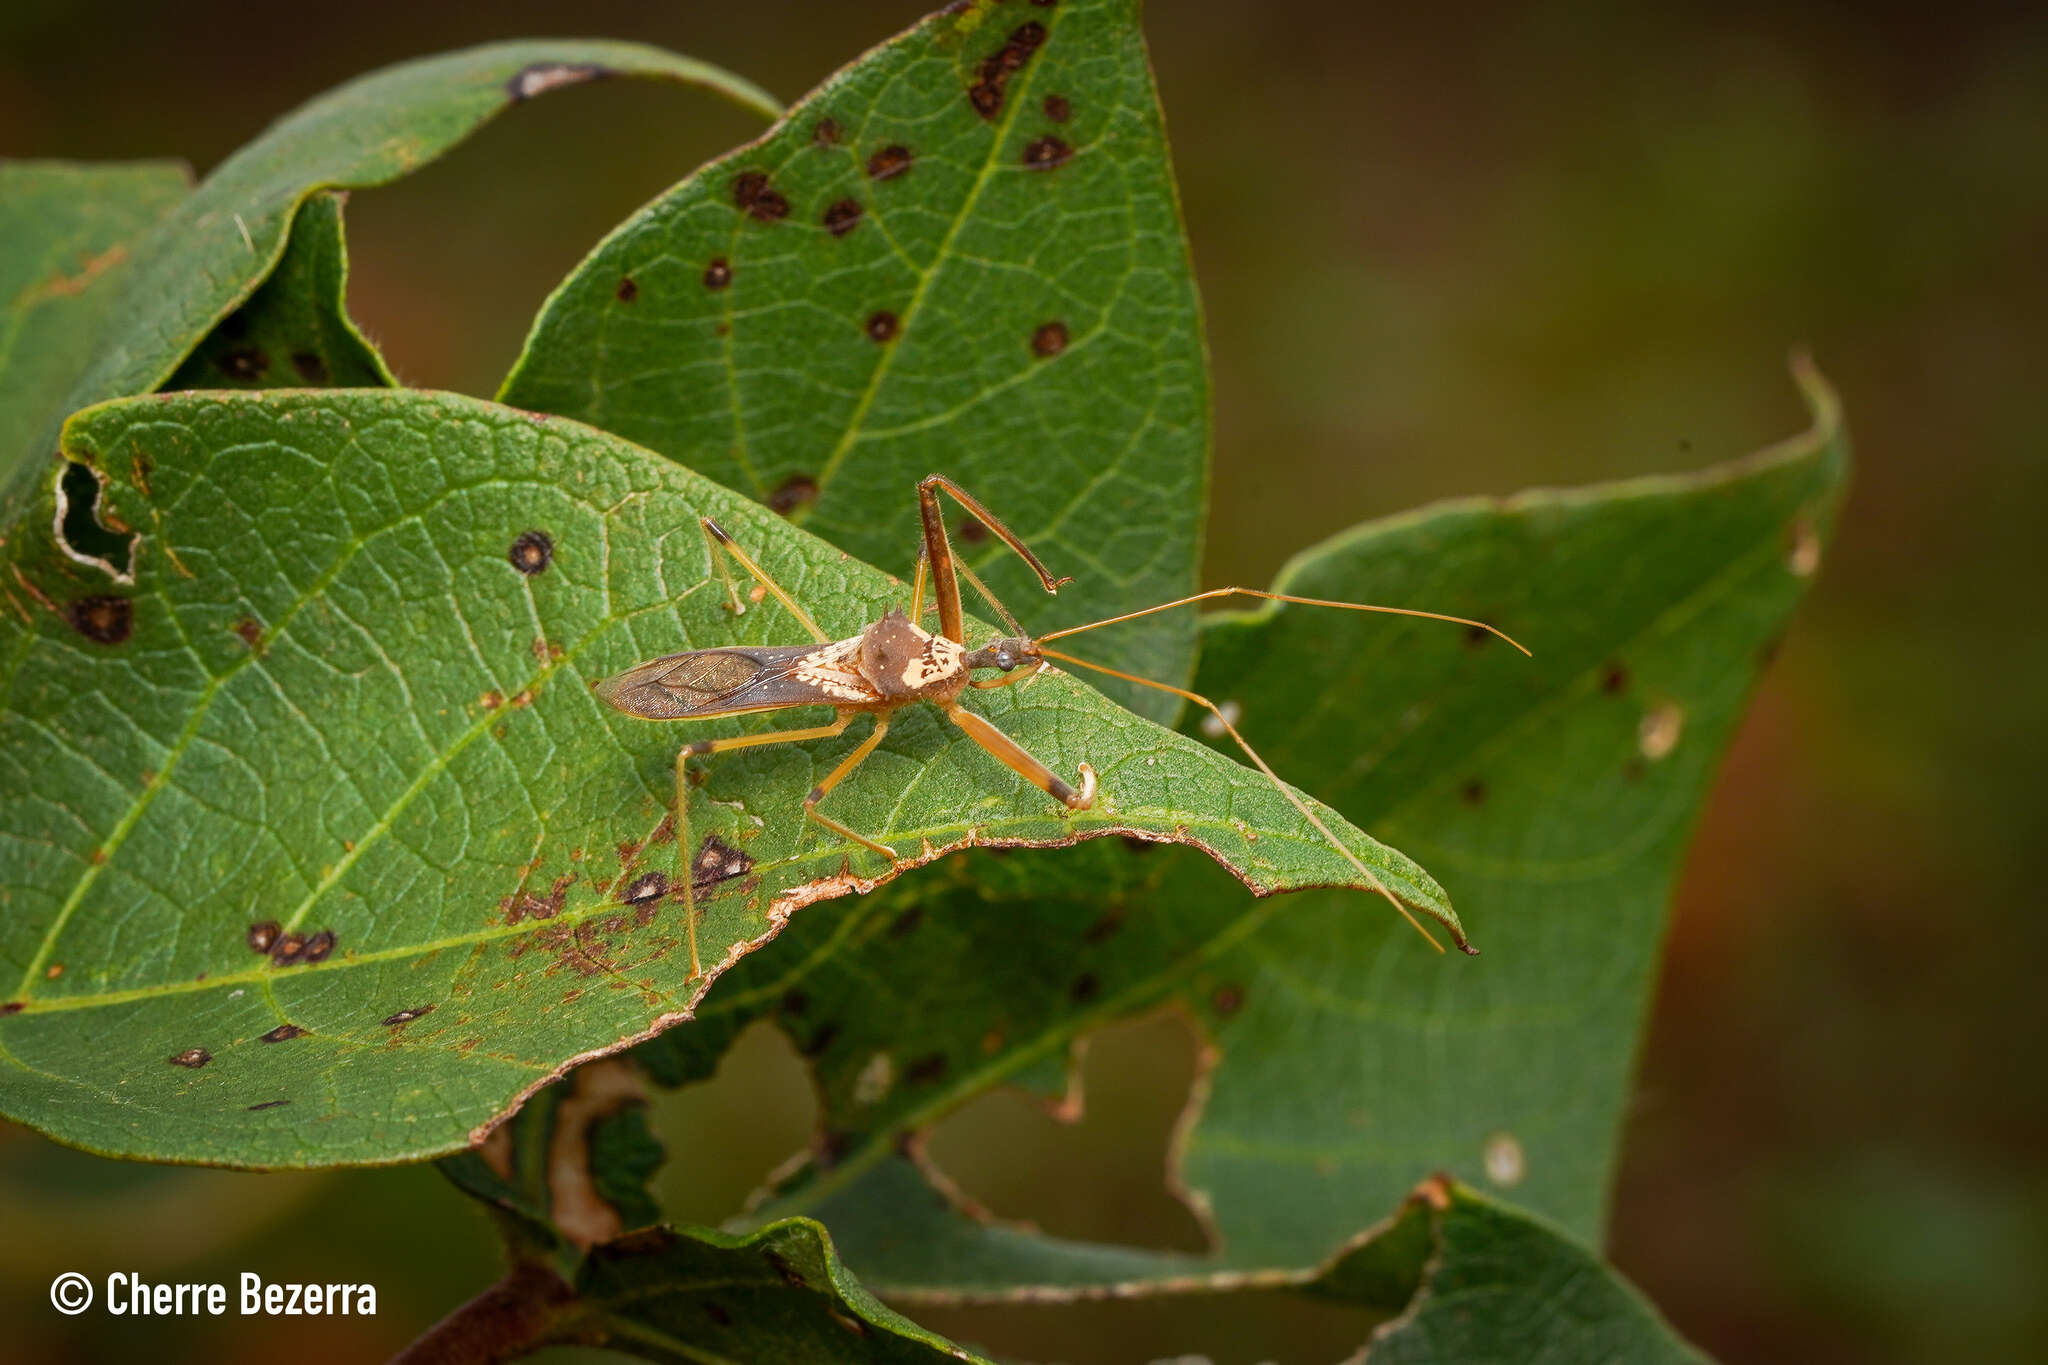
[0,388,1455,1167]
[502,0,1208,723]
[637,361,1847,1299]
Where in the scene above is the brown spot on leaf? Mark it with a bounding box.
[905,1052,949,1084]
[866,145,913,181]
[1212,984,1245,1017]
[813,118,842,147]
[622,871,667,905]
[763,1250,806,1288]
[1069,971,1100,1003]
[692,834,754,892]
[968,22,1048,118]
[888,906,924,937]
[955,517,989,545]
[168,1048,211,1068]
[290,351,328,383]
[508,877,569,924]
[1031,320,1070,357]
[233,616,264,651]
[615,276,639,303]
[1084,908,1124,944]
[247,1099,290,1111]
[702,257,733,290]
[247,921,280,953]
[0,1002,22,1016]
[67,595,132,645]
[509,530,553,575]
[270,933,307,966]
[1044,93,1072,122]
[43,964,62,979]
[1464,623,1493,649]
[301,930,335,963]
[1601,662,1629,695]
[822,198,863,237]
[219,347,269,381]
[866,311,900,343]
[732,170,789,222]
[1460,779,1487,806]
[382,1005,434,1027]
[768,474,819,515]
[260,1024,306,1043]
[1022,136,1073,170]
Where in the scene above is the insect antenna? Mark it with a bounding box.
[1035,645,1471,955]
[1038,588,1531,655]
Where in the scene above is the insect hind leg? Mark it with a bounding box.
[672,711,859,979]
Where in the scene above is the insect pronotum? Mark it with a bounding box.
[595,476,1529,979]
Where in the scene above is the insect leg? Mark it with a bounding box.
[916,475,1071,645]
[673,744,703,980]
[943,703,1096,810]
[803,715,899,859]
[672,711,857,980]
[699,517,830,644]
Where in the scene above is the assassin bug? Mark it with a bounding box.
[595,476,1528,979]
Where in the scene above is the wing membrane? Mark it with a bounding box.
[594,639,877,719]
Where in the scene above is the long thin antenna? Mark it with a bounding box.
[1037,646,1471,955]
[1039,587,1530,656]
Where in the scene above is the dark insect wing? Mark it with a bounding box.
[593,642,873,719]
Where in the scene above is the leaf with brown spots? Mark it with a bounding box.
[0,161,188,491]
[164,193,393,395]
[0,41,777,510]
[632,363,1845,1301]
[502,0,1206,727]
[0,388,1456,1167]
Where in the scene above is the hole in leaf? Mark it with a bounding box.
[648,1020,818,1227]
[922,1013,1213,1254]
[57,462,134,580]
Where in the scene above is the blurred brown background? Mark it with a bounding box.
[4,1,2043,1361]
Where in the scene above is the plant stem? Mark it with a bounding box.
[390,1260,583,1365]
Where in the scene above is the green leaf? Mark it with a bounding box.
[1346,1182,1709,1364]
[0,387,1449,1167]
[643,362,1846,1295]
[0,161,190,485]
[439,1059,666,1266]
[11,40,779,484]
[501,0,1207,723]
[164,191,394,392]
[567,1219,995,1363]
